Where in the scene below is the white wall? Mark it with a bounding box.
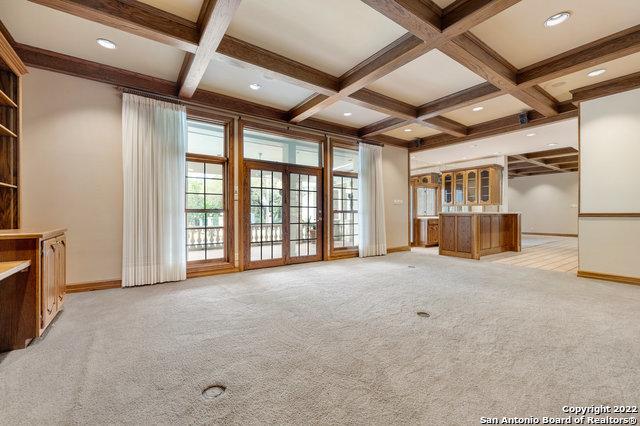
[22,68,123,284]
[508,172,578,235]
[579,88,640,279]
[383,144,409,249]
[21,68,411,284]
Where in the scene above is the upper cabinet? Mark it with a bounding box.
[442,165,502,206]
[442,172,453,205]
[0,31,28,229]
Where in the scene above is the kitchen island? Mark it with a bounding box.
[439,212,521,259]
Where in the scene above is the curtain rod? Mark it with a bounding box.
[115,86,383,146]
[118,87,184,105]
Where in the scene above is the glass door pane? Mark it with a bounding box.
[249,169,284,262]
[289,172,319,259]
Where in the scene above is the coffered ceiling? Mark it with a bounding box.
[2,0,640,151]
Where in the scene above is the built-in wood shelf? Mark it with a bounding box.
[0,123,17,138]
[0,181,17,189]
[0,89,17,108]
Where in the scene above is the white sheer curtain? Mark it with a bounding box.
[122,93,187,287]
[358,143,387,257]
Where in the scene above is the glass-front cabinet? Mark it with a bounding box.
[454,172,465,204]
[442,173,453,205]
[441,165,502,207]
[479,168,491,204]
[465,170,477,204]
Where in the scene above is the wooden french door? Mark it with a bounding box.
[244,160,323,270]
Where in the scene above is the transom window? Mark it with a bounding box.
[185,120,227,263]
[243,128,321,167]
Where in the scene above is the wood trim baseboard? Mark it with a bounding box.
[187,266,239,278]
[577,270,640,286]
[387,245,411,253]
[579,213,640,218]
[66,280,121,293]
[523,232,578,237]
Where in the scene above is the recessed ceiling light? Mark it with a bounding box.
[343,112,352,117]
[587,69,606,78]
[472,106,484,112]
[547,143,559,147]
[544,11,571,27]
[526,133,536,137]
[249,83,261,90]
[96,38,116,49]
[404,128,412,132]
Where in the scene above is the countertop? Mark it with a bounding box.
[0,260,31,281]
[415,216,440,220]
[0,228,67,240]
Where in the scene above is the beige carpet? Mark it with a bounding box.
[1,252,639,424]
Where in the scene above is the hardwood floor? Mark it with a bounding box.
[412,235,579,274]
[483,235,578,273]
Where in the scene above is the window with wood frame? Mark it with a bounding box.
[332,146,359,250]
[185,120,228,263]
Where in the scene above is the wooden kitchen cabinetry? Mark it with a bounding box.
[0,229,67,351]
[442,165,502,206]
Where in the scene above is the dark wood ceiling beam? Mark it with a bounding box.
[422,116,468,137]
[339,33,430,92]
[440,33,558,116]
[347,89,417,119]
[442,0,521,37]
[518,25,640,87]
[359,0,442,43]
[569,71,640,104]
[417,82,502,119]
[178,0,241,98]
[15,43,409,146]
[544,155,579,165]
[28,0,200,52]
[359,117,408,137]
[217,36,339,96]
[512,155,565,172]
[524,147,577,159]
[411,107,577,151]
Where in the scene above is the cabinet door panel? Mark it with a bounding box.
[56,237,66,307]
[41,239,57,330]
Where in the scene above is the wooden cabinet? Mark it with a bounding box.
[41,234,66,332]
[478,166,502,205]
[427,219,439,246]
[442,172,453,205]
[0,27,27,230]
[412,218,439,247]
[465,170,477,204]
[442,165,502,206]
[0,229,67,351]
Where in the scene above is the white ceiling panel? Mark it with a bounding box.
[542,52,640,102]
[1,1,184,81]
[313,101,389,128]
[137,0,204,22]
[226,0,407,77]
[200,55,315,110]
[367,49,486,106]
[385,123,441,140]
[442,95,530,127]
[471,0,640,69]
